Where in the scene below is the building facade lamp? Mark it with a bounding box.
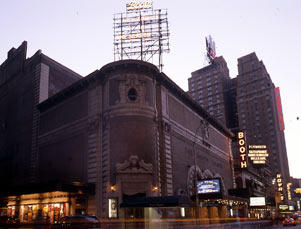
[110,185,117,192]
[152,186,158,192]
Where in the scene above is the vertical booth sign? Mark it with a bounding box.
[238,131,247,169]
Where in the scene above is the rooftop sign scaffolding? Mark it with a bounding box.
[113,1,170,71]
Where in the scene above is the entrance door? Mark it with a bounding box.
[122,193,145,228]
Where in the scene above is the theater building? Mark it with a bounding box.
[0,42,240,222]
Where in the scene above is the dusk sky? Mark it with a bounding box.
[1,0,300,178]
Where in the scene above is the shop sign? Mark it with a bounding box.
[238,131,247,168]
[248,145,269,164]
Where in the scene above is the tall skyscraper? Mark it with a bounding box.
[236,52,290,187]
[188,56,234,128]
[188,52,291,203]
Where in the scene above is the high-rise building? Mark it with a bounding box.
[188,52,291,204]
[236,53,290,200]
[188,56,235,128]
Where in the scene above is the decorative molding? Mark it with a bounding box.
[202,169,213,179]
[117,74,148,105]
[116,155,153,174]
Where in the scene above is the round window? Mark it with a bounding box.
[128,88,138,102]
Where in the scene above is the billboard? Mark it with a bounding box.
[197,178,221,194]
[250,197,266,206]
[113,2,170,71]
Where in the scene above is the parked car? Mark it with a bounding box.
[282,217,297,226]
[59,214,100,227]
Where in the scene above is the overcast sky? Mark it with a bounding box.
[1,0,300,178]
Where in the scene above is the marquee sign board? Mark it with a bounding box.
[113,1,170,71]
[250,197,265,206]
[197,178,221,194]
[248,145,269,164]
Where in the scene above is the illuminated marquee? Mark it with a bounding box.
[275,87,285,131]
[248,145,269,164]
[276,174,284,201]
[197,179,221,194]
[238,131,247,168]
[126,1,152,11]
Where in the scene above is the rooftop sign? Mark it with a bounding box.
[126,1,152,11]
[114,2,170,71]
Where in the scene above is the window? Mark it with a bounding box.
[128,88,138,101]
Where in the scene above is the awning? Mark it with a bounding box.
[120,195,193,208]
